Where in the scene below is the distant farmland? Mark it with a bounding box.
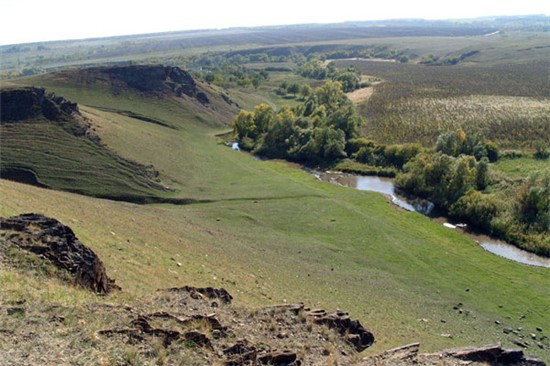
[338,58,550,148]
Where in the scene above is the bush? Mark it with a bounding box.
[534,142,550,160]
[450,190,501,231]
[501,150,523,159]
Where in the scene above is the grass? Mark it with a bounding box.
[1,72,549,361]
[0,118,163,200]
[493,156,550,179]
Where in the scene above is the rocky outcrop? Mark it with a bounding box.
[306,308,375,352]
[94,286,376,365]
[0,213,119,294]
[162,285,233,304]
[360,343,546,366]
[75,65,209,103]
[1,87,79,122]
[0,87,97,143]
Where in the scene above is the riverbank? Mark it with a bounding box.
[312,169,550,268]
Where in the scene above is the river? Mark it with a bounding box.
[314,170,550,268]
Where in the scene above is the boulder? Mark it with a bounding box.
[306,309,374,351]
[0,213,119,294]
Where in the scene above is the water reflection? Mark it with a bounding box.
[317,172,417,211]
[480,241,550,268]
[314,170,549,268]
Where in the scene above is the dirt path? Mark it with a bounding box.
[347,80,382,103]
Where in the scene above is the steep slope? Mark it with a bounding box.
[0,86,168,201]
[46,64,239,129]
[1,65,241,201]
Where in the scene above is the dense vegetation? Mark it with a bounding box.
[297,61,363,92]
[232,80,363,163]
[396,130,549,256]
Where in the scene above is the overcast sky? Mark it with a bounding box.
[1,0,548,45]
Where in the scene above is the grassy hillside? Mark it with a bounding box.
[0,111,168,201]
[1,66,243,202]
[1,72,549,361]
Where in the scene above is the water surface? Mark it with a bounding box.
[314,170,549,268]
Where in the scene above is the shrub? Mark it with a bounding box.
[534,142,550,160]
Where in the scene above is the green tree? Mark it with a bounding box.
[253,103,274,135]
[287,83,300,95]
[447,155,477,204]
[232,111,256,140]
[450,190,501,231]
[325,104,361,140]
[315,81,347,111]
[516,174,550,232]
[475,157,490,190]
[300,84,313,100]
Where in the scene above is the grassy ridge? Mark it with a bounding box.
[2,74,549,360]
[0,118,164,200]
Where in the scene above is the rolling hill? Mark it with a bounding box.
[1,38,549,363]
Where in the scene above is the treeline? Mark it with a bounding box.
[233,81,363,163]
[420,50,480,66]
[396,129,549,256]
[182,53,279,88]
[296,62,364,92]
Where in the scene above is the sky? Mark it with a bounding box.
[1,0,548,45]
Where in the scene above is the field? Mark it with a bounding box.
[1,18,549,363]
[493,156,550,178]
[333,36,550,148]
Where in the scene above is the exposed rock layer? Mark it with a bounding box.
[1,87,79,122]
[69,65,209,103]
[0,213,119,293]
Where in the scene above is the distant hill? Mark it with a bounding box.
[0,85,167,201]
[0,65,239,201]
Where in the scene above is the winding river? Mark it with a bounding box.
[314,171,550,268]
[231,143,549,268]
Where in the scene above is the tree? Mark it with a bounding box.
[476,158,490,190]
[257,107,296,158]
[516,174,550,232]
[232,111,256,140]
[435,131,461,156]
[484,140,499,162]
[333,69,361,92]
[253,103,274,134]
[447,155,477,204]
[315,80,347,111]
[450,190,500,231]
[300,84,313,100]
[325,104,361,140]
[321,127,347,160]
[287,83,300,95]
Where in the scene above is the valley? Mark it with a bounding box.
[1,16,549,365]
